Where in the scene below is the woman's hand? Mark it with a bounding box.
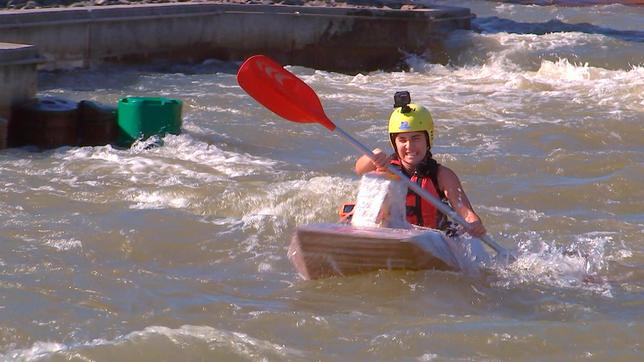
[465,218,486,238]
[370,148,390,172]
[355,148,391,175]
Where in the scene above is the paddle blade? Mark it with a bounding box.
[237,55,336,131]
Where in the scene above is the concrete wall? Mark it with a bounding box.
[0,42,41,149]
[0,3,472,73]
[0,42,40,120]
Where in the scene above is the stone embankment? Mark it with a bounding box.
[0,0,474,149]
[0,1,474,72]
[2,0,642,10]
[0,0,428,10]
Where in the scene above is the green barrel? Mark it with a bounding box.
[117,97,182,147]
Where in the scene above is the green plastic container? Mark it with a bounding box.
[117,97,182,147]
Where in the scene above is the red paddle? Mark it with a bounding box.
[237,54,513,261]
[237,55,335,131]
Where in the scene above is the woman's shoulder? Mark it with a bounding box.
[436,165,460,186]
[436,164,455,176]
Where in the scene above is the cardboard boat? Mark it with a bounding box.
[287,173,489,280]
[288,223,486,280]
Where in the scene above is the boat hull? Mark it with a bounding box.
[288,223,465,280]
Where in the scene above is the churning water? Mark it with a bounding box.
[1,1,642,360]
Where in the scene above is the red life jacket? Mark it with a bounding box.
[390,158,446,229]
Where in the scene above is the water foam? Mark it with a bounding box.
[442,24,643,74]
[128,190,191,210]
[56,133,280,183]
[536,58,608,81]
[43,237,83,251]
[240,176,356,234]
[491,231,614,296]
[402,46,642,119]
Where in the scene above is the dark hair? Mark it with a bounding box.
[416,151,440,177]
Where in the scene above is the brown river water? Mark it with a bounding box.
[1,1,643,360]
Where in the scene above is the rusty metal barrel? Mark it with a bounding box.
[0,117,7,150]
[10,96,79,150]
[78,100,117,146]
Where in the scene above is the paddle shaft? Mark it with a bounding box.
[334,126,508,255]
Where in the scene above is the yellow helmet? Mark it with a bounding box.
[388,103,434,145]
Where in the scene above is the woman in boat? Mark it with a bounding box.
[354,92,487,238]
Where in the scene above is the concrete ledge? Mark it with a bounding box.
[0,3,473,72]
[0,42,41,65]
[0,3,472,25]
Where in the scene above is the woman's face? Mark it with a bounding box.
[394,131,428,168]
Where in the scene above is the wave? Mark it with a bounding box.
[240,176,357,235]
[489,230,617,296]
[444,28,644,71]
[1,325,305,362]
[474,16,644,43]
[484,1,644,7]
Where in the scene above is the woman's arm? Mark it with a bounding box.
[437,165,487,237]
[354,148,390,175]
